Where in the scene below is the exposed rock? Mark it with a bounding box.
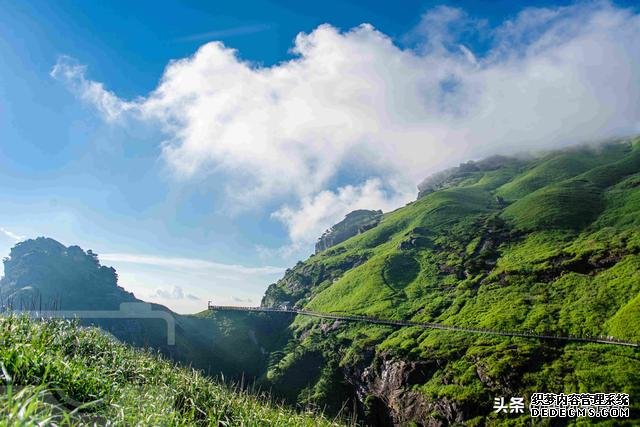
[534,248,635,283]
[397,227,435,251]
[397,236,434,251]
[315,210,383,253]
[319,320,342,334]
[344,352,479,426]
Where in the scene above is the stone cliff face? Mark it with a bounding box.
[315,209,383,253]
[344,352,483,426]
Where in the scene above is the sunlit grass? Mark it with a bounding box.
[0,315,345,426]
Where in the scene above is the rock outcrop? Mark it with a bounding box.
[344,352,482,426]
[315,209,383,253]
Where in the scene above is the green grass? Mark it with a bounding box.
[578,142,640,189]
[496,151,599,201]
[0,315,344,426]
[501,179,604,231]
[495,143,631,201]
[607,293,640,341]
[258,138,640,424]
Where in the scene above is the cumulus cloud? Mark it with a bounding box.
[152,285,200,301]
[272,178,413,245]
[53,2,640,247]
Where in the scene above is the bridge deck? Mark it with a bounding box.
[206,305,639,348]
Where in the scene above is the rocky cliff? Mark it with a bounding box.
[315,209,383,253]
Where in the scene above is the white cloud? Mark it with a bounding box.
[53,2,640,247]
[100,252,284,275]
[152,285,200,301]
[50,56,135,122]
[0,227,24,242]
[272,178,413,246]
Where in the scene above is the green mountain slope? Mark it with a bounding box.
[260,139,640,425]
[0,315,340,426]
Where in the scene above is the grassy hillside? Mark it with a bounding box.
[0,238,290,383]
[0,315,342,426]
[261,139,640,425]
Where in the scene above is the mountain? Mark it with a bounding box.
[258,139,640,425]
[0,237,137,310]
[2,138,639,425]
[0,238,288,382]
[315,209,384,253]
[417,155,518,199]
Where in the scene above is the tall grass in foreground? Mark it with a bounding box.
[0,315,346,426]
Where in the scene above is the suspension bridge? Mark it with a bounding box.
[207,302,639,348]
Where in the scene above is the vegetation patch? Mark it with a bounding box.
[501,179,604,231]
[0,315,342,426]
[382,253,420,290]
[258,139,640,424]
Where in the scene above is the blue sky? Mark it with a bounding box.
[1,0,639,313]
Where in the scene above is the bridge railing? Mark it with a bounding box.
[205,303,639,348]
